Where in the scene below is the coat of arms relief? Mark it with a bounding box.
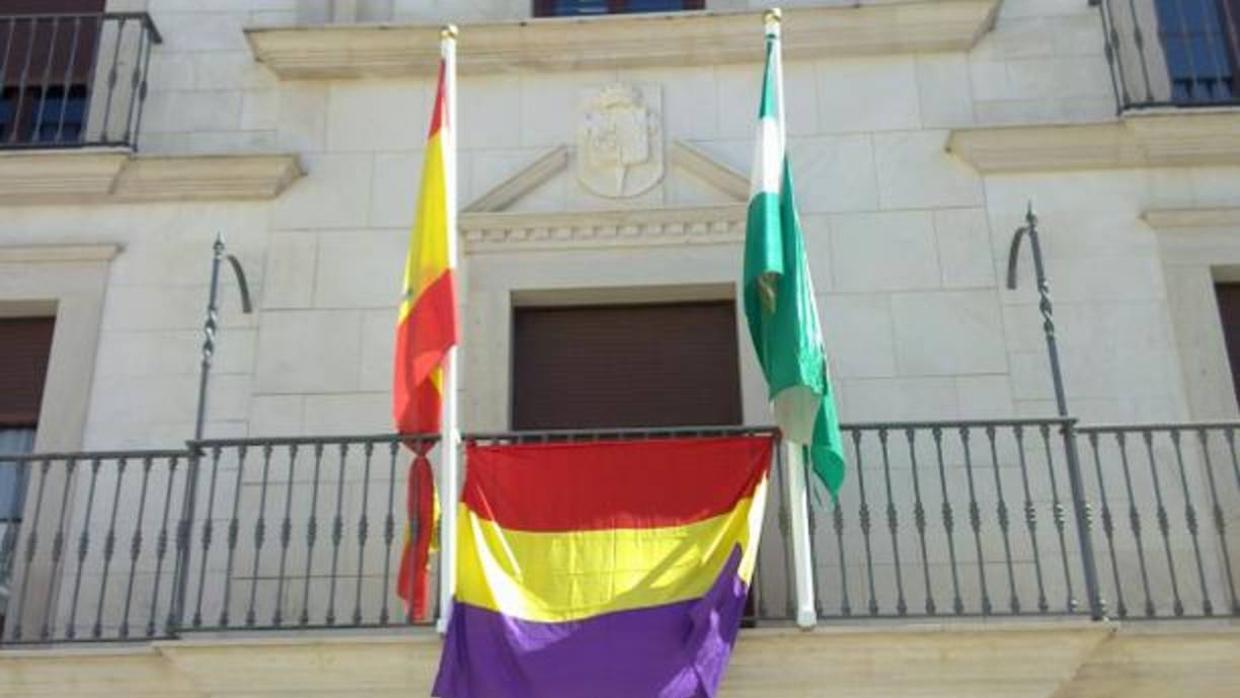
[577,84,664,199]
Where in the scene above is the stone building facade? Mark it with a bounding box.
[0,0,1238,695]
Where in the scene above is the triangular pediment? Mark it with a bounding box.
[463,140,748,214]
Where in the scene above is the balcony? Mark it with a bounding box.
[0,12,160,151]
[0,417,1234,649]
[1098,0,1240,110]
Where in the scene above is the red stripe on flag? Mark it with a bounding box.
[462,435,773,532]
[393,269,457,435]
[427,61,447,137]
[396,451,436,621]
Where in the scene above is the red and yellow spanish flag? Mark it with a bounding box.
[393,40,457,622]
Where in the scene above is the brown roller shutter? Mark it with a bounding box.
[0,317,55,427]
[1,0,107,85]
[512,301,742,430]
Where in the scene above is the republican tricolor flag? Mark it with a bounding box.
[393,32,458,622]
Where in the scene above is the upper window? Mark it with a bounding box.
[533,0,704,18]
[1155,0,1239,104]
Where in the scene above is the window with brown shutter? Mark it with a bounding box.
[511,301,742,430]
[0,316,55,428]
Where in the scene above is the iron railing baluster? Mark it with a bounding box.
[1142,430,1183,616]
[355,440,375,625]
[52,16,83,143]
[245,445,273,627]
[92,457,127,638]
[1169,430,1212,615]
[326,443,349,626]
[151,456,179,637]
[878,428,906,616]
[380,441,398,626]
[40,458,77,641]
[906,428,934,615]
[119,457,153,638]
[299,444,325,627]
[1087,432,1126,619]
[191,446,223,628]
[852,431,879,616]
[10,459,49,642]
[8,14,38,145]
[1040,424,1076,613]
[961,427,991,615]
[1115,433,1155,617]
[96,15,126,142]
[932,427,964,615]
[831,459,851,617]
[64,458,103,639]
[1014,426,1049,613]
[272,444,298,626]
[987,426,1019,614]
[1197,429,1238,614]
[218,445,248,628]
[29,16,61,142]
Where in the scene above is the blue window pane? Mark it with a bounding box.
[0,94,11,142]
[1155,0,1236,105]
[0,430,34,524]
[546,0,692,16]
[34,87,87,144]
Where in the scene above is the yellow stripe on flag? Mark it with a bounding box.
[455,477,767,623]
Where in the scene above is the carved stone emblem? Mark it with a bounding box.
[577,84,663,199]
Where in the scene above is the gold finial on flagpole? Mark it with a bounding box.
[441,24,458,40]
[763,7,782,25]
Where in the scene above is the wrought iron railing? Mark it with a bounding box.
[0,12,160,150]
[0,419,1235,646]
[1097,0,1240,110]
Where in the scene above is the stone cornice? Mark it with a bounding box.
[461,205,746,253]
[0,151,304,206]
[245,1,999,79]
[1142,206,1240,229]
[947,111,1240,173]
[0,244,120,264]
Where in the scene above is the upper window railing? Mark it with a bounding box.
[0,12,161,151]
[1098,0,1240,110]
[533,0,704,18]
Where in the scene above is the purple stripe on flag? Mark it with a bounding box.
[433,546,749,698]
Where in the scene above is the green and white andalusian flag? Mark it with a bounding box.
[742,17,846,499]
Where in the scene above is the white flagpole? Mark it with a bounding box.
[436,23,461,635]
[767,7,817,630]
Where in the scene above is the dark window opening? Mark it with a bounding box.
[511,300,742,430]
[0,0,107,146]
[0,315,55,627]
[1155,0,1239,103]
[0,85,87,145]
[533,0,704,18]
[1215,283,1240,409]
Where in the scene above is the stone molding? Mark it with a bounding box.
[1142,206,1240,229]
[0,151,304,206]
[947,111,1240,173]
[465,146,569,213]
[461,205,746,253]
[669,140,749,202]
[464,140,746,215]
[0,244,121,264]
[0,623,1237,698]
[245,1,1000,79]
